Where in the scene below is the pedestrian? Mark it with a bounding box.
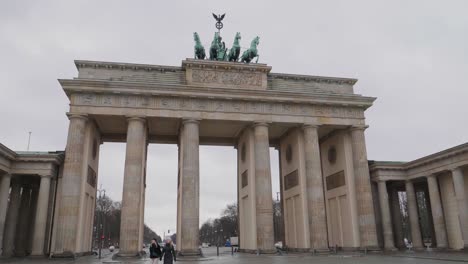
[161,238,176,264]
[149,238,162,264]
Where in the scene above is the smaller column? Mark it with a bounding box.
[405,180,423,248]
[0,174,12,255]
[31,176,52,256]
[451,168,468,247]
[2,179,22,256]
[377,180,395,250]
[426,174,447,248]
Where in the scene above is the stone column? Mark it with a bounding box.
[405,180,423,248]
[302,124,328,250]
[119,117,147,256]
[0,174,11,255]
[253,122,275,252]
[15,185,32,256]
[350,126,378,248]
[2,179,22,256]
[31,176,52,256]
[451,168,468,247]
[178,119,200,255]
[426,174,448,248]
[54,114,88,255]
[377,180,395,250]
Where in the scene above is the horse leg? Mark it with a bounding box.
[255,54,260,63]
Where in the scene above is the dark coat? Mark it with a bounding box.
[149,243,162,259]
[161,244,176,264]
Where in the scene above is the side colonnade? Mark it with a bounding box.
[371,151,468,250]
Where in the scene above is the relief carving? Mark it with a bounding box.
[191,69,262,87]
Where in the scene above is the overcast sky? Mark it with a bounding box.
[1,0,467,237]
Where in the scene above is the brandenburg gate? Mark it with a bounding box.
[47,56,378,257]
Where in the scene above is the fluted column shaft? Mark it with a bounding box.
[427,174,448,248]
[55,114,88,254]
[377,180,395,249]
[119,117,147,256]
[451,168,468,246]
[15,185,32,256]
[405,180,423,248]
[2,180,22,256]
[253,123,275,252]
[303,125,328,250]
[0,174,11,255]
[350,126,378,247]
[31,176,52,255]
[179,119,200,255]
[390,188,404,248]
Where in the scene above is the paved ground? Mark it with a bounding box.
[1,248,467,263]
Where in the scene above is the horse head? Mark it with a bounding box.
[235,32,241,41]
[193,32,200,42]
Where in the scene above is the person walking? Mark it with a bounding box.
[149,238,162,264]
[161,239,176,264]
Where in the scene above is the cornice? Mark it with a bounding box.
[268,73,357,85]
[59,79,376,109]
[0,143,17,160]
[369,142,468,172]
[75,60,181,73]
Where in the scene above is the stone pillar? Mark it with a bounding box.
[405,180,423,248]
[350,126,378,248]
[451,168,468,247]
[377,180,395,250]
[0,174,11,255]
[119,117,147,256]
[31,176,52,256]
[54,114,88,256]
[253,122,275,252]
[2,179,22,256]
[426,174,448,248]
[178,119,200,255]
[15,185,32,256]
[302,125,328,250]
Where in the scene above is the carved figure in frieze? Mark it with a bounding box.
[193,32,206,60]
[240,36,260,63]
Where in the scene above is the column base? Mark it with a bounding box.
[114,251,145,258]
[238,248,277,254]
[383,247,398,251]
[177,249,201,256]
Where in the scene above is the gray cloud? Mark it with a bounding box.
[1,0,467,236]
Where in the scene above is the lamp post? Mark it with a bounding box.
[96,186,106,259]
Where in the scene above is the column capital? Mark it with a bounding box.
[377,178,388,183]
[350,125,369,131]
[182,118,201,125]
[450,167,462,173]
[405,179,413,184]
[252,121,270,128]
[66,113,88,121]
[126,116,146,123]
[302,123,320,130]
[427,174,438,179]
